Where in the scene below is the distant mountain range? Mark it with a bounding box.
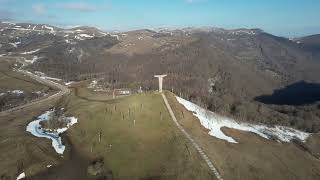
[1,21,320,133]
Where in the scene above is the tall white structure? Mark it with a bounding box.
[154,74,167,93]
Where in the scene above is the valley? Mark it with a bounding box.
[0,20,320,180]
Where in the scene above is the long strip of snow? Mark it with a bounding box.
[34,71,62,81]
[176,96,310,143]
[79,34,93,38]
[26,110,78,154]
[20,48,41,55]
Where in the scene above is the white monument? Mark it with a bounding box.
[154,74,167,93]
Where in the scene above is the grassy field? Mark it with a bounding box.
[2,69,319,180]
[58,86,214,180]
[0,59,54,110]
[0,88,63,180]
[0,79,214,180]
[165,91,320,180]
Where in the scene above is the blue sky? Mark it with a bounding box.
[0,0,319,37]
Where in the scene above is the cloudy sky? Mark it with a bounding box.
[0,0,319,37]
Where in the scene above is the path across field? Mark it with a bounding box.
[161,93,223,180]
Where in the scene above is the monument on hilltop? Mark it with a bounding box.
[154,74,167,93]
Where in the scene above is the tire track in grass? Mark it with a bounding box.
[161,93,223,180]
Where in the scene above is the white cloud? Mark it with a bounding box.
[57,2,98,12]
[32,4,46,15]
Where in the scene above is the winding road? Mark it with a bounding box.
[0,67,70,115]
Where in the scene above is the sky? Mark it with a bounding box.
[0,0,319,37]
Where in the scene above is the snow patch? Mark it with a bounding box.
[11,27,31,31]
[7,90,24,95]
[44,25,54,32]
[24,56,39,64]
[88,80,97,88]
[20,48,41,55]
[75,33,94,40]
[9,41,21,48]
[65,81,75,86]
[65,39,76,44]
[99,31,108,36]
[16,172,25,180]
[32,91,47,97]
[35,71,62,81]
[176,96,310,143]
[26,110,78,154]
[110,34,119,40]
[79,34,93,38]
[1,21,15,25]
[229,30,257,36]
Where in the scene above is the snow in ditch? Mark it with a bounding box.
[65,81,75,86]
[24,56,39,64]
[176,96,310,143]
[16,172,25,180]
[34,71,62,81]
[7,90,24,95]
[26,110,78,154]
[20,48,41,55]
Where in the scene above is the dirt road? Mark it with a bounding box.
[0,69,70,115]
[161,93,223,180]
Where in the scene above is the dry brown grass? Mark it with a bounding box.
[166,91,320,180]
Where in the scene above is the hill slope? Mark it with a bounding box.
[1,21,320,132]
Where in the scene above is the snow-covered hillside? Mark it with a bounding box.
[176,96,310,143]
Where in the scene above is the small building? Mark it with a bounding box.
[114,89,131,96]
[118,90,130,95]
